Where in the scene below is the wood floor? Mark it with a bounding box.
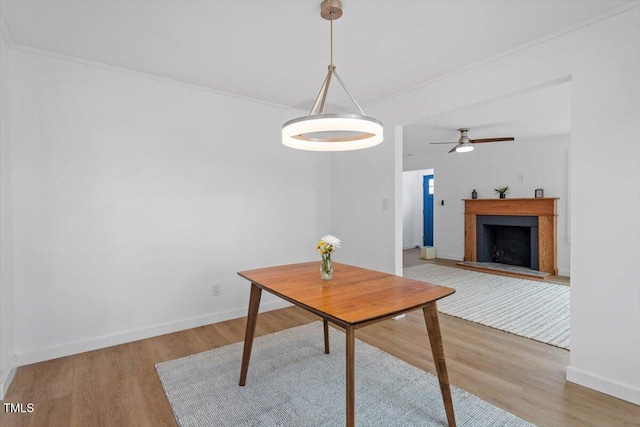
[2,254,637,426]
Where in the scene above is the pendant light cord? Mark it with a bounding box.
[281,0,384,151]
[330,12,334,66]
[309,5,366,116]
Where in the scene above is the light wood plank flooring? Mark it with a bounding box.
[2,255,637,426]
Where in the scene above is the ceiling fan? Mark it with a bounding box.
[430,128,515,153]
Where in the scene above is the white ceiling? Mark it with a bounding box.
[403,78,572,156]
[0,1,631,145]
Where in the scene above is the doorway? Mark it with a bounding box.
[423,174,434,247]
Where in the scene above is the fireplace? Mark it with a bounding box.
[463,198,557,274]
[476,215,538,270]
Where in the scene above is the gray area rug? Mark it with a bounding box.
[404,264,570,349]
[156,322,535,426]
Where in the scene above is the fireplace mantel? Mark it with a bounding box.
[464,198,558,275]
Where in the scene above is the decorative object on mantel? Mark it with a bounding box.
[281,0,383,152]
[472,189,478,199]
[316,235,340,280]
[494,186,510,199]
[535,188,544,198]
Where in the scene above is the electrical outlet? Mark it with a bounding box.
[212,284,222,297]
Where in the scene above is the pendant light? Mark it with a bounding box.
[282,0,383,151]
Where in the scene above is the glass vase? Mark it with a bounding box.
[321,255,333,280]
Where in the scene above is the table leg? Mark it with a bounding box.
[323,319,330,354]
[345,325,355,427]
[239,283,262,386]
[423,302,456,427]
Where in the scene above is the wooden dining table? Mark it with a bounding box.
[237,261,457,427]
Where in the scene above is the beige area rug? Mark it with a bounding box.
[404,263,570,349]
[156,322,535,426]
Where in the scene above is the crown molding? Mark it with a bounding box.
[12,42,301,112]
[0,13,300,113]
[2,1,638,112]
[367,0,640,108]
[0,15,15,46]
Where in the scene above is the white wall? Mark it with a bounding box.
[336,5,639,403]
[566,6,639,404]
[404,134,571,275]
[402,168,433,250]
[331,126,402,274]
[0,30,16,399]
[3,3,638,406]
[8,49,332,365]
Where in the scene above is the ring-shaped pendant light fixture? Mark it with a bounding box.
[282,0,383,151]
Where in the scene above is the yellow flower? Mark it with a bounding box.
[316,235,340,255]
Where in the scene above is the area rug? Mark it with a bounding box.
[156,322,534,427]
[403,263,570,349]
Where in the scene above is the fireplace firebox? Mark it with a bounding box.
[476,215,539,270]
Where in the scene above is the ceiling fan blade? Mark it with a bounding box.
[448,145,458,153]
[429,141,458,145]
[470,137,515,143]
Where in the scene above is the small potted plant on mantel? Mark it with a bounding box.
[494,186,509,199]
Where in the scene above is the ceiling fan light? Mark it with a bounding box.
[456,143,474,153]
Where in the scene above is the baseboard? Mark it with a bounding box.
[0,355,18,399]
[435,254,464,262]
[558,269,571,277]
[16,299,292,368]
[566,365,640,405]
[402,244,420,250]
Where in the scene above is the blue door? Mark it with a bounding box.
[423,175,434,247]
